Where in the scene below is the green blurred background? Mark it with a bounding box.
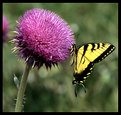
[3,3,118,112]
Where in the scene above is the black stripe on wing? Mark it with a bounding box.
[93,44,115,63]
[81,44,88,60]
[78,44,88,67]
[91,43,95,51]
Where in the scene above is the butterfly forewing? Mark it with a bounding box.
[93,43,115,63]
[73,42,115,84]
[77,43,115,63]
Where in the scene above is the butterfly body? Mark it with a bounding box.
[71,43,115,85]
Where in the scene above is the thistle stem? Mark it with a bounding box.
[15,64,31,112]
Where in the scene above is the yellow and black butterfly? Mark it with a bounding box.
[70,43,115,96]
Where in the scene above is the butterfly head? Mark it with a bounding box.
[72,79,84,85]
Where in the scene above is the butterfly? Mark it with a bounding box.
[70,43,115,96]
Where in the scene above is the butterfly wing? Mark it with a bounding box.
[73,43,115,84]
[80,43,115,63]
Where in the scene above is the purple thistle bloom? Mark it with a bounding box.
[3,16,9,42]
[13,8,75,69]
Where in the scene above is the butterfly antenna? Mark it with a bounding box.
[74,83,86,97]
[74,84,78,97]
[81,83,86,93]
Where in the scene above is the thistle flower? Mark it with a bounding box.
[13,8,75,69]
[3,15,9,42]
